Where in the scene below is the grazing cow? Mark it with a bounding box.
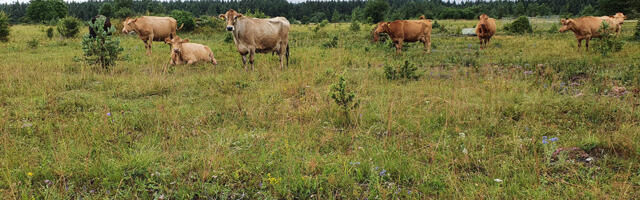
[122,16,183,55]
[475,14,496,49]
[373,16,432,55]
[219,9,290,70]
[559,16,619,51]
[89,15,112,38]
[165,36,217,66]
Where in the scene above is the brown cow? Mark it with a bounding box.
[165,36,217,66]
[475,14,496,49]
[373,16,432,55]
[559,16,618,51]
[122,16,183,55]
[219,9,290,70]
[600,12,626,34]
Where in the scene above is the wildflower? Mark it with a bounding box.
[44,179,51,185]
[523,70,534,75]
[379,169,387,176]
[458,132,466,138]
[349,161,360,165]
[542,136,548,144]
[107,112,111,116]
[494,178,503,183]
[468,44,472,48]
[27,172,33,177]
[407,190,412,195]
[462,148,468,155]
[549,137,558,142]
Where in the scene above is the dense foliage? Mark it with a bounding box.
[504,16,533,34]
[56,16,81,38]
[170,10,195,32]
[25,0,67,23]
[0,11,8,42]
[3,0,637,24]
[82,16,123,69]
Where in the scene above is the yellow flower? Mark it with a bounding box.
[27,172,33,177]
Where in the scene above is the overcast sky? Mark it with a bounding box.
[1,0,471,4]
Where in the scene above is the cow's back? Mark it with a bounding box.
[139,16,177,40]
[391,20,430,42]
[233,17,290,53]
[575,17,610,37]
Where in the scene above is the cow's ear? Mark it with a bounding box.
[182,39,189,43]
[236,14,243,19]
[218,14,225,19]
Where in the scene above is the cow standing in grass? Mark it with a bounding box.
[219,9,290,70]
[559,16,619,51]
[89,15,112,38]
[475,14,496,49]
[122,16,183,55]
[372,16,432,55]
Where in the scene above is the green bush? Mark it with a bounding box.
[635,21,640,40]
[548,23,559,34]
[350,20,360,32]
[81,16,124,69]
[195,16,226,33]
[329,71,357,125]
[27,38,38,49]
[46,27,54,38]
[384,60,420,81]
[26,0,67,22]
[115,7,134,19]
[0,11,9,42]
[244,9,269,18]
[322,36,338,48]
[504,16,533,34]
[99,3,115,18]
[594,21,623,56]
[364,0,389,23]
[57,16,81,38]
[170,10,195,32]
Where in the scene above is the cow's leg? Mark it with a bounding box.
[426,34,431,54]
[187,60,195,65]
[479,38,484,49]
[395,40,403,55]
[585,38,590,52]
[241,55,248,70]
[249,50,255,70]
[278,50,285,70]
[576,39,583,52]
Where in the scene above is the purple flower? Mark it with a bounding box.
[350,161,360,165]
[379,169,387,176]
[542,136,548,144]
[107,112,111,117]
[550,137,558,142]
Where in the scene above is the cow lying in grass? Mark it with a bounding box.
[165,36,217,66]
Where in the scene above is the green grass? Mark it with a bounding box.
[1,19,640,199]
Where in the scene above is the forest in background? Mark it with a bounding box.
[0,0,637,24]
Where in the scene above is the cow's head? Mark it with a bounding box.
[372,22,389,42]
[165,36,190,55]
[478,14,489,21]
[613,12,626,24]
[122,17,137,35]
[559,18,574,33]
[219,9,243,31]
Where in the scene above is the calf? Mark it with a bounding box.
[475,14,496,49]
[373,16,432,55]
[165,36,217,66]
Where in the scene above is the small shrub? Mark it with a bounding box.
[504,16,533,34]
[81,16,124,69]
[384,60,420,81]
[0,11,9,42]
[432,20,440,29]
[170,10,195,32]
[594,21,623,57]
[329,72,357,125]
[46,27,54,38]
[322,36,338,48]
[27,38,38,49]
[634,21,640,40]
[195,16,226,33]
[57,16,81,38]
[547,23,558,34]
[350,20,360,32]
[615,64,640,86]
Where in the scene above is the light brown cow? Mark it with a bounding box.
[164,36,217,66]
[600,12,626,34]
[559,16,619,51]
[475,14,496,49]
[373,16,432,55]
[122,16,183,55]
[219,9,290,70]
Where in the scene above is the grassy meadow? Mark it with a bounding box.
[1,18,640,199]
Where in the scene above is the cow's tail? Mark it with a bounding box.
[286,44,290,67]
[177,23,184,31]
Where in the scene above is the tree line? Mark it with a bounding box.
[0,0,637,24]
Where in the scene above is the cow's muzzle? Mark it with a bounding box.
[226,26,234,31]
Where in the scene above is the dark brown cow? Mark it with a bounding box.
[373,16,432,55]
[89,15,112,38]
